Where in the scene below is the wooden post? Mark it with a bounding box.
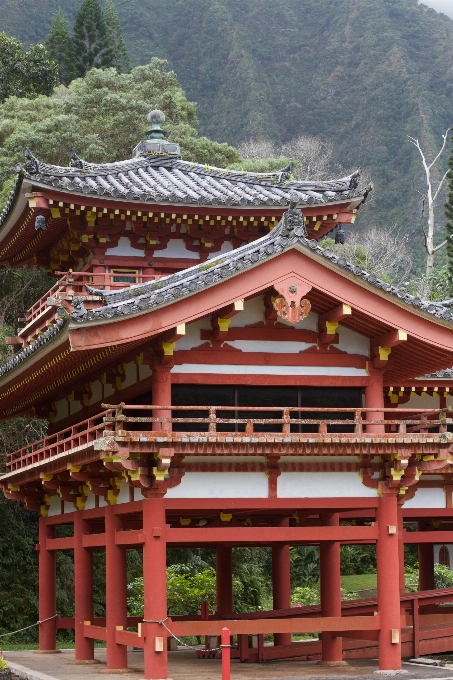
[412,598,420,659]
[143,498,169,680]
[38,518,58,652]
[216,546,234,617]
[74,511,95,662]
[272,517,291,647]
[365,371,385,433]
[320,512,344,664]
[105,505,128,670]
[221,627,231,680]
[151,363,172,432]
[377,494,402,670]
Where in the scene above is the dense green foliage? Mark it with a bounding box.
[0,33,58,104]
[0,60,239,195]
[1,0,453,236]
[45,9,78,85]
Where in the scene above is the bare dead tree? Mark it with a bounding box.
[238,139,279,159]
[330,225,412,287]
[282,136,334,181]
[408,130,451,272]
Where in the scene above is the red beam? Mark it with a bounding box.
[167,525,378,545]
[169,614,380,637]
[116,629,144,648]
[403,531,453,544]
[163,498,379,511]
[82,533,106,548]
[46,536,74,551]
[115,530,144,546]
[83,624,107,641]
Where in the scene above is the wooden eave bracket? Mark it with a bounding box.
[152,324,186,364]
[318,303,351,344]
[210,300,244,341]
[371,329,407,369]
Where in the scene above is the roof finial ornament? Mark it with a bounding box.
[147,109,166,140]
[68,149,84,170]
[282,192,307,239]
[22,148,39,175]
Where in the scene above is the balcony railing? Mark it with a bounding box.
[2,406,451,474]
[23,271,161,326]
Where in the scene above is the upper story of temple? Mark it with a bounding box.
[0,110,369,278]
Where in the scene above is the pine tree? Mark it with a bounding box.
[104,0,130,73]
[45,9,77,86]
[73,0,115,77]
[445,130,453,291]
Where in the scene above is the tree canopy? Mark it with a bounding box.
[0,59,239,196]
[73,0,115,75]
[104,0,131,73]
[0,33,58,104]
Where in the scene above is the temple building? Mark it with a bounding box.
[2,111,453,678]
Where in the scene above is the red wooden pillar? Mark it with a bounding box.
[105,505,128,671]
[418,521,435,592]
[320,512,344,664]
[272,517,291,647]
[365,371,385,433]
[216,546,234,617]
[151,363,172,431]
[143,497,169,680]
[38,517,57,651]
[377,494,402,670]
[398,509,405,594]
[74,511,95,662]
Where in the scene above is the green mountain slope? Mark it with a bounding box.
[1,0,453,241]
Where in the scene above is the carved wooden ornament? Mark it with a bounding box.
[273,295,311,325]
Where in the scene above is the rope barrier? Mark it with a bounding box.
[142,617,221,652]
[0,614,57,638]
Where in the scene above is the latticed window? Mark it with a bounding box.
[439,545,450,568]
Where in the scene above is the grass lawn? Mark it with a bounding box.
[341,573,377,592]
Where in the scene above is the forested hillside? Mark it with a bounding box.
[1,0,453,235]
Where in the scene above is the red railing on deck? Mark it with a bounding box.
[23,271,161,325]
[2,407,449,474]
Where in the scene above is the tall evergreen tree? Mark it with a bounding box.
[45,9,77,86]
[445,130,453,291]
[104,0,130,73]
[73,0,115,77]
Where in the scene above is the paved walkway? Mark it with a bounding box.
[4,649,453,680]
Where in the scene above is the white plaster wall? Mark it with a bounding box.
[226,340,315,353]
[53,399,69,422]
[122,362,137,390]
[207,241,234,259]
[116,480,130,504]
[171,364,368,376]
[229,296,265,327]
[399,393,439,409]
[104,383,115,398]
[139,363,153,381]
[70,400,82,415]
[165,472,269,498]
[402,487,446,508]
[176,317,211,351]
[336,326,370,357]
[48,495,62,516]
[153,238,199,259]
[105,236,144,257]
[90,381,103,406]
[434,544,453,566]
[84,491,96,510]
[277,471,377,498]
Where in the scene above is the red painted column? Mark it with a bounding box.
[105,505,128,671]
[151,363,172,432]
[377,494,402,670]
[143,497,169,680]
[38,517,57,651]
[365,371,385,434]
[216,546,234,617]
[398,510,405,594]
[320,512,344,664]
[272,517,291,647]
[73,511,95,662]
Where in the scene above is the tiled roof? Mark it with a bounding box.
[18,148,367,209]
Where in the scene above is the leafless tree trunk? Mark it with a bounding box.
[408,130,450,272]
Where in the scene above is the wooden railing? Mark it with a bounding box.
[2,406,450,474]
[22,271,160,325]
